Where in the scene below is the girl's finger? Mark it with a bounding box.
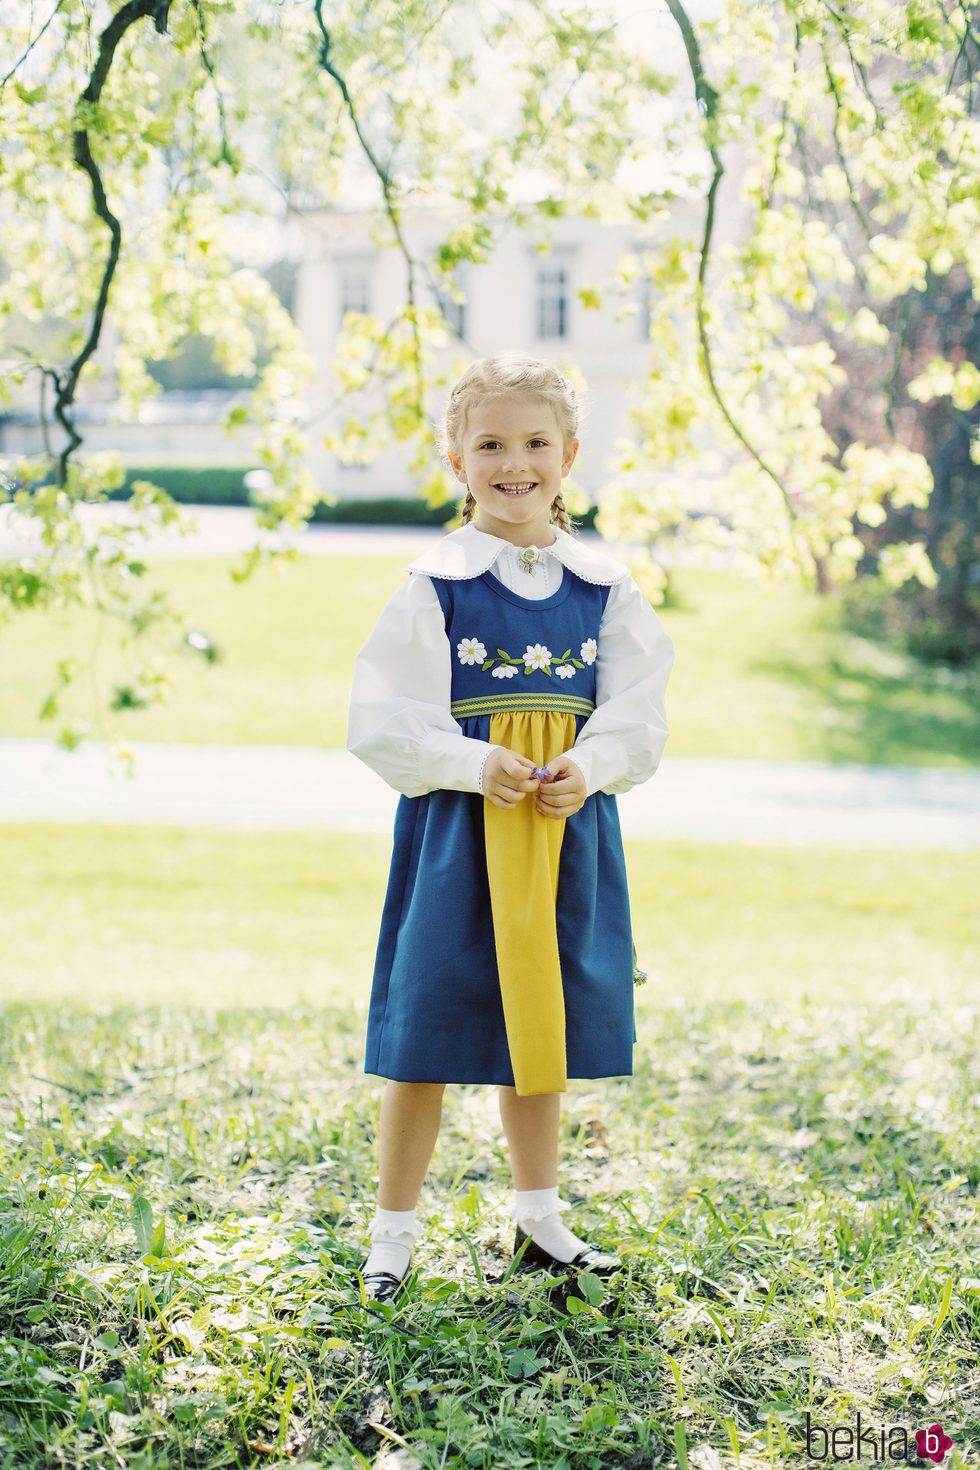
[536,794,582,814]
[490,790,523,809]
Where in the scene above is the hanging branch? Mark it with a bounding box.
[190,0,235,168]
[51,0,174,487]
[765,23,801,209]
[664,0,796,517]
[312,0,425,432]
[1,0,71,91]
[821,2,885,130]
[821,45,872,243]
[882,295,912,440]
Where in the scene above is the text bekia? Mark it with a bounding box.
[804,1412,952,1462]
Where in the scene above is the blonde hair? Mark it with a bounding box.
[437,354,580,534]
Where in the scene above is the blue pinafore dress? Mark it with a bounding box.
[364,566,636,1091]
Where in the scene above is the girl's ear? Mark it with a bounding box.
[449,453,466,484]
[561,438,579,477]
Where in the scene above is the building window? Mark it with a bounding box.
[536,256,572,340]
[337,262,371,326]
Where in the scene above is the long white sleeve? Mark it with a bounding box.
[559,577,674,797]
[347,574,494,796]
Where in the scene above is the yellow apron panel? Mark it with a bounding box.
[483,709,578,1096]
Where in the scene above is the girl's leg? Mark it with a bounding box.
[361,1081,446,1290]
[498,1086,591,1263]
[378,1080,446,1210]
[497,1087,560,1190]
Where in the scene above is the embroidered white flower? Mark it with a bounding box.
[580,637,598,665]
[555,664,576,679]
[523,643,552,672]
[457,637,487,665]
[492,664,519,679]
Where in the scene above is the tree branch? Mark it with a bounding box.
[950,0,979,109]
[765,23,801,210]
[882,294,912,439]
[664,0,796,518]
[820,2,885,129]
[821,42,872,242]
[0,0,70,91]
[52,0,175,487]
[312,0,425,431]
[190,0,235,168]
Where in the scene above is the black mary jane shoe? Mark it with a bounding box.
[512,1225,622,1278]
[356,1262,405,1304]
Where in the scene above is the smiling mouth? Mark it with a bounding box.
[494,482,537,496]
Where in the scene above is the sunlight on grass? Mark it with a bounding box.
[2,996,978,1467]
[1,824,975,1009]
[1,557,977,764]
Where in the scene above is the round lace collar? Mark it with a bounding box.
[408,523,630,586]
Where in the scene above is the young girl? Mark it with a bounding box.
[346,354,673,1301]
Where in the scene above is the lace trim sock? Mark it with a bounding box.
[363,1207,420,1280]
[513,1187,589,1265]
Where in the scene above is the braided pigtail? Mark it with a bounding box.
[461,489,478,524]
[550,491,573,533]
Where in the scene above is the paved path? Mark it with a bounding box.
[2,738,978,847]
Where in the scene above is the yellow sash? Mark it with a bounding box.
[483,709,577,1096]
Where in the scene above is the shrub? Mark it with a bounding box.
[109,468,600,529]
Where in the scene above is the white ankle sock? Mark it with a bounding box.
[363,1207,419,1280]
[513,1187,588,1265]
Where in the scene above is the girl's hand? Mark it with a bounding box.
[482,748,541,809]
[534,755,587,819]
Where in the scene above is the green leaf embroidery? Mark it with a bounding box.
[482,659,495,671]
[572,660,584,669]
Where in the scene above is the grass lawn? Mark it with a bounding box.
[2,557,977,765]
[1,825,979,1466]
[0,824,976,1009]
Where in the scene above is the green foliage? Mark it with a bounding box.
[599,0,979,628]
[2,0,978,743]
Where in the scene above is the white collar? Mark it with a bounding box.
[408,522,630,586]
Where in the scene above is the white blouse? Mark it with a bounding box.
[347,525,674,799]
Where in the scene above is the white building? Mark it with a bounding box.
[293,201,701,502]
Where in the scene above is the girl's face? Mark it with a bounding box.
[449,393,578,546]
